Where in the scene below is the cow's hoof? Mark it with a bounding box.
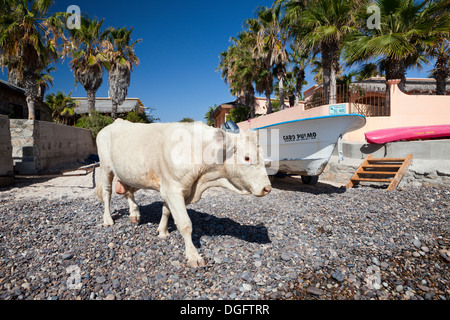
[157,230,170,239]
[103,217,114,227]
[187,257,206,268]
[129,216,140,224]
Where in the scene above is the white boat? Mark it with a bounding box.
[252,114,366,184]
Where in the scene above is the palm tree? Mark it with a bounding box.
[36,66,55,99]
[282,0,359,105]
[101,26,141,119]
[204,105,217,126]
[354,62,385,81]
[45,91,77,125]
[245,5,288,112]
[428,39,450,95]
[218,33,259,118]
[288,44,315,105]
[66,15,105,115]
[0,0,59,119]
[343,0,448,92]
[341,0,449,109]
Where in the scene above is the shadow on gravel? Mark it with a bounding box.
[120,201,271,248]
[271,176,347,195]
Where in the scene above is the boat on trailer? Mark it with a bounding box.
[251,114,366,184]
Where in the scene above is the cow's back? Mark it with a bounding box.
[96,120,213,191]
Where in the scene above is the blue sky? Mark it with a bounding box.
[1,0,432,123]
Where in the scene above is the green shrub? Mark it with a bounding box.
[124,110,152,123]
[75,111,113,139]
[226,105,250,123]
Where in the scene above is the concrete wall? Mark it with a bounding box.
[10,119,96,174]
[0,115,13,186]
[336,139,450,160]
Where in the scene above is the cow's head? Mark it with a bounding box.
[221,130,272,197]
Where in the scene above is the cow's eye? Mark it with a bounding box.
[244,156,250,162]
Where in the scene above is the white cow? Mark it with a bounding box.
[95,119,271,267]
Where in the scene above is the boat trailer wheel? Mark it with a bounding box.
[301,175,319,185]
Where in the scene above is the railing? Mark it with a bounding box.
[349,84,389,117]
[304,84,389,117]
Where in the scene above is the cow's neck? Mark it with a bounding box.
[186,163,241,204]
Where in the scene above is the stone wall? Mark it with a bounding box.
[10,119,38,173]
[10,119,96,174]
[0,115,13,187]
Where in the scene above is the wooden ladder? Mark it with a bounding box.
[346,154,413,191]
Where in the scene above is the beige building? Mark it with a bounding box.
[213,96,292,128]
[73,97,145,116]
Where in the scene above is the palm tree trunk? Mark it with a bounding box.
[245,86,256,118]
[8,68,22,87]
[321,42,339,105]
[26,97,36,120]
[278,73,285,109]
[295,69,305,106]
[265,90,272,114]
[24,71,38,120]
[111,102,118,119]
[86,89,96,115]
[433,55,448,95]
[329,64,337,104]
[288,92,295,107]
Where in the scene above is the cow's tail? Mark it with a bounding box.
[95,181,103,203]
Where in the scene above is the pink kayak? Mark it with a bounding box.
[365,125,450,144]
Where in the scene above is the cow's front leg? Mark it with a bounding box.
[157,202,170,239]
[162,191,206,268]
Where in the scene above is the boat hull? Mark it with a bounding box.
[254,114,366,176]
[365,125,450,144]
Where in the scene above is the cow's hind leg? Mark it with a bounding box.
[101,169,115,226]
[157,202,170,239]
[125,188,140,224]
[162,190,206,268]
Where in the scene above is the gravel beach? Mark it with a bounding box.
[0,173,448,300]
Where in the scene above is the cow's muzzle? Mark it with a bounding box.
[255,185,271,197]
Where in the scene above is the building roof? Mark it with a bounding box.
[352,77,450,93]
[0,79,25,94]
[73,97,144,114]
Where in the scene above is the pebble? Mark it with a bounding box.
[421,246,429,253]
[412,239,421,248]
[306,286,324,296]
[281,252,291,261]
[331,270,345,282]
[62,253,74,260]
[0,182,448,300]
